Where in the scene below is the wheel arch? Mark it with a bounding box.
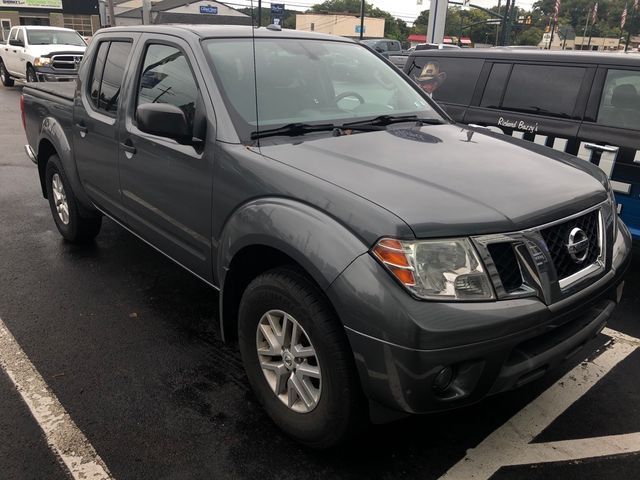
[217,198,369,343]
[36,118,96,216]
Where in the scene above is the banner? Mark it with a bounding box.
[0,0,63,8]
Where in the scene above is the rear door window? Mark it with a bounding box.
[597,69,640,131]
[501,64,586,118]
[407,57,484,105]
[98,42,131,113]
[480,63,512,108]
[89,42,109,109]
[88,41,132,115]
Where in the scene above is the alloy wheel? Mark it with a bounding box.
[256,309,322,413]
[51,173,70,225]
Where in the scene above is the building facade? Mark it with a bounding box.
[0,0,101,40]
[115,0,249,26]
[295,14,385,39]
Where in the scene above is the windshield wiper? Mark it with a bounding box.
[343,114,445,128]
[251,122,384,140]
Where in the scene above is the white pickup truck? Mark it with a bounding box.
[0,26,86,85]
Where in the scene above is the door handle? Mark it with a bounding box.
[75,123,88,137]
[120,140,136,156]
[584,143,618,153]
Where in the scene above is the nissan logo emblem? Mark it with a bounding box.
[567,227,590,263]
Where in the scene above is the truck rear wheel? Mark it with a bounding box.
[45,155,102,243]
[0,60,14,87]
[238,266,365,449]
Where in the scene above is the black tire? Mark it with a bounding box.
[238,266,365,449]
[45,155,102,243]
[26,65,37,83]
[0,60,14,87]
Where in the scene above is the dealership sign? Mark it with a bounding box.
[1,0,62,8]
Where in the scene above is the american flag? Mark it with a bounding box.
[621,3,628,29]
[554,0,561,22]
[592,2,598,23]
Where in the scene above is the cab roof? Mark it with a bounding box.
[99,25,354,43]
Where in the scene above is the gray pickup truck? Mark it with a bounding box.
[21,25,632,448]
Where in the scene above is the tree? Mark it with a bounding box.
[517,26,544,45]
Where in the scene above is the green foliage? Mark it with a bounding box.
[517,26,544,45]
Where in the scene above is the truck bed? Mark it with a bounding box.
[24,81,76,102]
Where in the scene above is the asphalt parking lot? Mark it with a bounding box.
[1,82,639,480]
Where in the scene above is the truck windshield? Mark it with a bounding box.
[202,38,442,142]
[26,29,86,46]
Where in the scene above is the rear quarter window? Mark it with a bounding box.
[407,56,484,105]
[597,69,640,131]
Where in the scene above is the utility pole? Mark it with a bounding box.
[107,0,115,27]
[359,0,365,40]
[258,0,262,27]
[581,7,591,50]
[495,0,501,46]
[500,0,511,46]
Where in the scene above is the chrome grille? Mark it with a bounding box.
[51,54,83,70]
[473,202,609,305]
[540,210,600,280]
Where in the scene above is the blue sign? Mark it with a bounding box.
[200,5,218,14]
[271,3,285,15]
[355,25,366,33]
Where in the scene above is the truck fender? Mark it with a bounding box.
[216,197,369,341]
[37,116,96,217]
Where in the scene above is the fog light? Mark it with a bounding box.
[433,366,454,392]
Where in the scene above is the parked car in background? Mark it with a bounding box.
[404,49,640,239]
[21,25,631,449]
[0,26,86,85]
[360,38,403,57]
[415,42,462,50]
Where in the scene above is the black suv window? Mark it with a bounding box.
[408,57,484,105]
[137,44,199,133]
[88,41,132,114]
[597,69,640,131]
[480,63,512,108]
[501,64,586,118]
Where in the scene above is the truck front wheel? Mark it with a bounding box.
[0,60,14,87]
[26,65,37,83]
[238,266,365,449]
[45,155,102,243]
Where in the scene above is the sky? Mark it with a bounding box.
[223,0,538,24]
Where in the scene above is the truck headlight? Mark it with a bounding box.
[372,238,495,301]
[34,57,51,67]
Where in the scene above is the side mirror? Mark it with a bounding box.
[136,103,191,143]
[9,39,24,47]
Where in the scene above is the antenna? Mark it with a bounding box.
[250,0,261,146]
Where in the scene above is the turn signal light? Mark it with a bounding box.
[372,240,416,286]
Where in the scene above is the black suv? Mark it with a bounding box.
[404,50,640,240]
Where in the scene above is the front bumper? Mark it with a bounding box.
[327,219,632,417]
[34,66,78,82]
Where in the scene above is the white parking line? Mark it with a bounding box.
[441,328,640,480]
[0,318,114,480]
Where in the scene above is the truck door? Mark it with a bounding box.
[74,37,135,219]
[118,35,213,282]
[578,66,640,238]
[5,28,24,75]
